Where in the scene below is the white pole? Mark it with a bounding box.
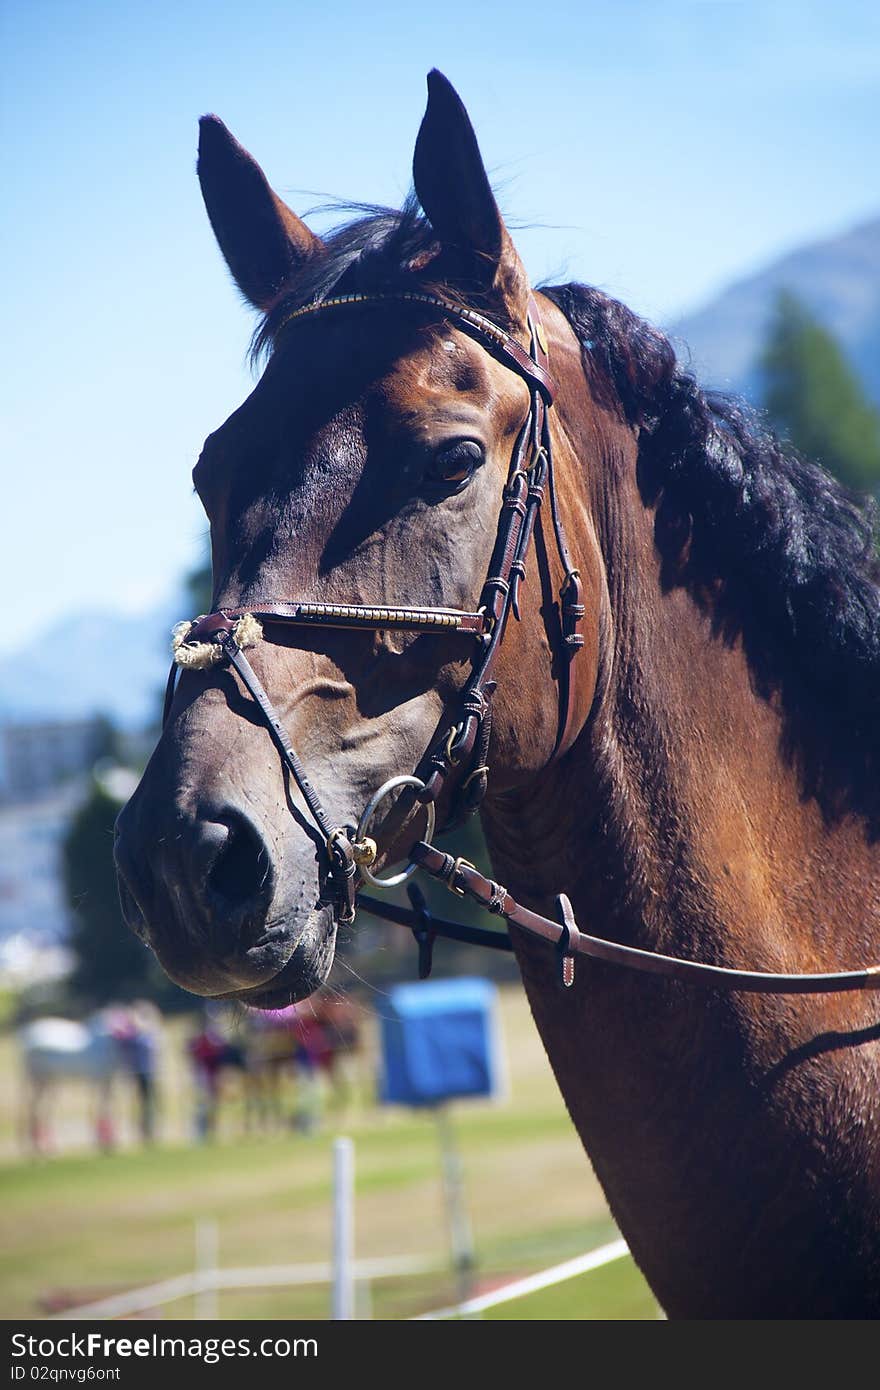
[195,1218,218,1321]
[435,1106,475,1307]
[332,1136,355,1320]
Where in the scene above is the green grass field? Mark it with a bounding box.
[0,987,658,1320]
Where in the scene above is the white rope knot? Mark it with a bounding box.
[171,613,263,670]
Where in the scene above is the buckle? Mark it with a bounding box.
[448,856,476,896]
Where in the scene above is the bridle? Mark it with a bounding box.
[166,290,583,921]
[166,289,880,997]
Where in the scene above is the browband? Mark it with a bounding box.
[278,290,557,404]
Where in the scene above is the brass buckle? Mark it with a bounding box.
[561,567,581,593]
[445,722,467,766]
[448,856,476,896]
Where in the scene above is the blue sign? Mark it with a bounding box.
[379,977,502,1107]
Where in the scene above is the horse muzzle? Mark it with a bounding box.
[114,796,338,1002]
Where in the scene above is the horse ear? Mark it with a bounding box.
[412,71,527,315]
[197,116,323,311]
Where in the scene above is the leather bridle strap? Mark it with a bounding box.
[402,842,880,994]
[208,601,490,636]
[277,289,578,796]
[219,623,358,921]
[280,290,557,405]
[416,297,585,812]
[219,635,339,845]
[163,611,359,920]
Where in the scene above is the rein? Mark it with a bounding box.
[166,289,880,995]
[361,849,880,995]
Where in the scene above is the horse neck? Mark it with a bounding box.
[480,343,880,1319]
[483,406,874,978]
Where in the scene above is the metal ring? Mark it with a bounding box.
[354,775,436,889]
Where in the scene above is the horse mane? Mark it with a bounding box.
[253,205,880,826]
[252,197,443,362]
[543,283,880,829]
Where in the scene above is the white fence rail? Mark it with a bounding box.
[45,1121,634,1323]
[412,1238,630,1319]
[50,1254,436,1321]
[50,1241,631,1322]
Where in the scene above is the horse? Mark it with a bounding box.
[241,991,362,1132]
[19,1004,161,1151]
[114,71,880,1316]
[185,992,361,1137]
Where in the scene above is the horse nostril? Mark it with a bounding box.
[202,815,270,911]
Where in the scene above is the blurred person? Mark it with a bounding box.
[186,1009,228,1142]
[290,1005,331,1134]
[241,1005,297,1132]
[314,991,362,1114]
[112,1001,161,1143]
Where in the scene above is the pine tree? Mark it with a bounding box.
[760,290,880,493]
[63,776,183,1007]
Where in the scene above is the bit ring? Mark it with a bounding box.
[355,775,436,889]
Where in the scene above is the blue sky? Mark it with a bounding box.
[3,0,878,652]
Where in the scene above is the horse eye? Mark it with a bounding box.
[429,439,485,487]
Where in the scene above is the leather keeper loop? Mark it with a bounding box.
[556,893,580,988]
[561,572,585,654]
[419,770,444,804]
[483,576,510,599]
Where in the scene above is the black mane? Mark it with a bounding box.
[255,207,880,826]
[545,283,880,828]
[253,197,442,361]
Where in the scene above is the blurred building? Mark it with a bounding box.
[0,718,106,803]
[0,781,81,983]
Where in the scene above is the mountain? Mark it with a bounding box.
[671,216,880,406]
[0,601,179,729]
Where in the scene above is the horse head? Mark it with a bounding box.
[114,72,604,1007]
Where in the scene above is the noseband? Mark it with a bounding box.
[166,289,880,996]
[165,290,583,924]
